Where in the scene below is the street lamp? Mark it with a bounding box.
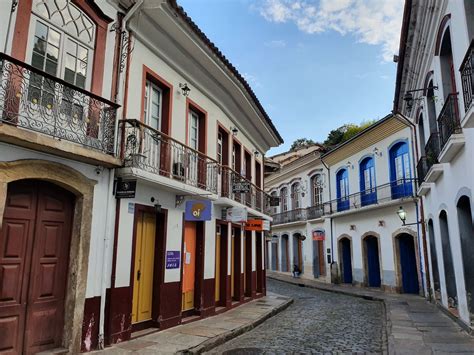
[397,206,407,225]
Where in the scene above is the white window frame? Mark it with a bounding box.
[144,81,163,131]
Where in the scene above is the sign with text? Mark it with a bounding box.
[165,251,180,269]
[269,196,280,207]
[232,179,251,193]
[185,200,212,221]
[115,179,137,199]
[312,229,325,241]
[244,219,271,231]
[226,207,248,223]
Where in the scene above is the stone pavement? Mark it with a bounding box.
[92,293,292,354]
[209,278,386,354]
[267,271,474,354]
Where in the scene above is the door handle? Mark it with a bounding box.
[137,270,141,281]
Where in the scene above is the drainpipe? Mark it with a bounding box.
[320,157,335,280]
[394,111,430,298]
[98,1,143,349]
[4,0,18,53]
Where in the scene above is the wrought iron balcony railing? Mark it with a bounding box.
[460,40,474,112]
[220,165,268,213]
[272,208,307,225]
[417,132,441,184]
[0,52,118,154]
[120,119,219,194]
[307,204,323,220]
[322,179,416,215]
[438,93,461,150]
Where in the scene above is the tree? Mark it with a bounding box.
[324,120,378,149]
[290,138,316,151]
[323,126,346,147]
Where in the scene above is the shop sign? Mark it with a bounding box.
[232,179,251,193]
[115,179,137,199]
[226,207,248,223]
[262,220,270,231]
[165,251,180,269]
[245,219,263,231]
[312,229,325,241]
[185,200,212,221]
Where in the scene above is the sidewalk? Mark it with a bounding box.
[94,292,292,354]
[267,271,474,354]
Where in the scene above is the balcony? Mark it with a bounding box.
[460,40,474,128]
[0,53,119,165]
[307,204,323,220]
[120,119,218,194]
[220,166,268,213]
[272,208,307,225]
[322,179,416,216]
[437,93,465,162]
[416,133,444,189]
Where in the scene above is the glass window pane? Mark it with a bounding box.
[65,39,77,55]
[33,37,46,55]
[46,45,59,63]
[64,68,75,85]
[77,60,87,76]
[35,22,48,40]
[48,28,61,47]
[76,73,86,88]
[31,52,45,70]
[45,59,57,75]
[77,45,88,62]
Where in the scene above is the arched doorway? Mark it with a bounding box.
[292,233,303,273]
[396,234,419,294]
[281,234,289,272]
[457,196,474,314]
[427,219,441,299]
[271,236,279,271]
[0,180,75,354]
[439,210,457,307]
[339,237,352,284]
[364,236,381,287]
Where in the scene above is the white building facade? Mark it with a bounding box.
[394,0,474,328]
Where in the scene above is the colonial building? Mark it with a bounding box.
[0,0,282,353]
[321,114,423,294]
[394,0,474,328]
[265,145,331,282]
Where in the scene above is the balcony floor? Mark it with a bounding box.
[461,104,474,129]
[438,133,465,163]
[425,164,444,183]
[417,182,433,196]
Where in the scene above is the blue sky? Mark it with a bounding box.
[178,0,404,155]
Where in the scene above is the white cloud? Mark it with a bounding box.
[242,72,262,88]
[264,39,287,47]
[258,0,404,62]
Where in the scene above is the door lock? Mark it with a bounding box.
[137,269,141,281]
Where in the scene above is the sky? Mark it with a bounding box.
[177,0,405,155]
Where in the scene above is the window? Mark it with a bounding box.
[144,81,162,130]
[359,157,376,206]
[311,174,323,207]
[271,191,278,214]
[280,187,288,212]
[336,169,349,212]
[389,142,413,198]
[217,131,223,165]
[188,110,199,150]
[291,182,301,209]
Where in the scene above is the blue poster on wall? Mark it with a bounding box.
[166,251,180,269]
[185,200,212,221]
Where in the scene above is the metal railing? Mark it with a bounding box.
[220,165,268,213]
[272,208,307,225]
[460,40,473,112]
[0,52,118,154]
[438,93,461,150]
[120,119,219,194]
[322,179,416,215]
[307,204,323,220]
[417,132,441,184]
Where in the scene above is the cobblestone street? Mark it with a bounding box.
[208,279,386,354]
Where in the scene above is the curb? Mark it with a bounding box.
[181,297,294,354]
[267,275,390,354]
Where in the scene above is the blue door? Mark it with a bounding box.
[340,238,352,283]
[336,169,349,211]
[360,157,377,206]
[399,234,419,294]
[365,237,381,287]
[389,142,413,199]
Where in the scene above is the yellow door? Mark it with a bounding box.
[132,212,156,324]
[182,222,197,311]
[215,227,221,302]
[231,229,235,298]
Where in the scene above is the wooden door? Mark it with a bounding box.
[242,233,246,295]
[215,228,221,302]
[230,229,235,298]
[0,180,73,355]
[182,222,197,311]
[132,212,156,324]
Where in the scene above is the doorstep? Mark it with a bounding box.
[93,293,292,354]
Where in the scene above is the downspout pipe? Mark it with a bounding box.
[4,0,18,53]
[393,110,430,298]
[98,1,143,349]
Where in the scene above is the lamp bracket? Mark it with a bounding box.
[406,86,438,94]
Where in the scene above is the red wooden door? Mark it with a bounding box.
[0,180,74,354]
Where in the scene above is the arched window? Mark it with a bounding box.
[389,141,413,198]
[311,174,323,207]
[359,157,376,206]
[438,25,457,101]
[280,187,288,212]
[418,112,426,155]
[270,191,278,215]
[426,79,438,134]
[336,168,349,211]
[291,182,301,210]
